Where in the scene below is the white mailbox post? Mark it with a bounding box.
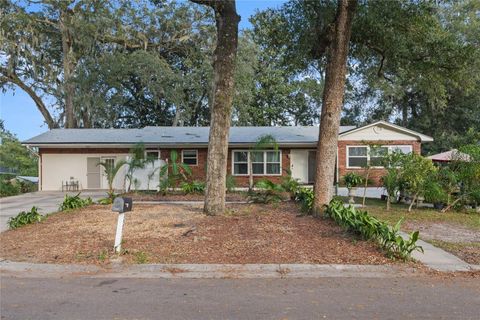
[112,197,132,253]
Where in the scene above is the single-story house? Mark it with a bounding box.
[427,149,471,164]
[23,121,433,191]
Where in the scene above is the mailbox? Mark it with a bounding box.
[112,197,132,213]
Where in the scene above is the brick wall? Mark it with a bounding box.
[160,148,291,187]
[337,140,421,186]
[160,148,207,181]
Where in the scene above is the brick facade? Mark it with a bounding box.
[160,148,291,187]
[337,140,421,186]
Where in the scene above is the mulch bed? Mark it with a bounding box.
[0,202,397,265]
[124,192,248,202]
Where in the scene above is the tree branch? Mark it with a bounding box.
[1,67,58,129]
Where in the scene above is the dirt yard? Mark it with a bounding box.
[0,202,395,265]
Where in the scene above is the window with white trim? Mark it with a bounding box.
[347,145,413,168]
[232,150,281,175]
[145,150,160,161]
[182,150,198,165]
[233,151,248,175]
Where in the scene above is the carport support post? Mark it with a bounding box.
[114,212,125,253]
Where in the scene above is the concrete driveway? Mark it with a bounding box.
[0,191,107,232]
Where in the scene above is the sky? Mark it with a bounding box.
[0,0,286,141]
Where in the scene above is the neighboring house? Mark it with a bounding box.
[23,121,433,191]
[427,149,471,164]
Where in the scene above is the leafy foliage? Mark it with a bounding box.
[159,150,192,193]
[0,122,38,176]
[98,160,126,199]
[398,154,437,211]
[225,175,236,193]
[8,206,43,229]
[343,172,363,189]
[325,199,423,260]
[124,143,154,192]
[181,180,205,194]
[294,187,314,214]
[281,170,301,199]
[59,193,93,211]
[0,176,20,197]
[248,179,285,204]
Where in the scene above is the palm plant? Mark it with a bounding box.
[159,150,192,193]
[125,143,153,192]
[98,160,127,199]
[249,134,278,190]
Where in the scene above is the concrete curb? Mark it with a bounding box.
[0,260,419,279]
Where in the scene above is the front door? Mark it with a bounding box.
[308,151,316,184]
[87,157,101,189]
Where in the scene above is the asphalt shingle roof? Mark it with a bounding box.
[23,126,356,146]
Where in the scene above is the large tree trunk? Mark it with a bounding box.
[313,0,357,214]
[60,10,76,128]
[192,0,240,215]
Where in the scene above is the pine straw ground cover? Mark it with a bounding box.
[0,202,400,265]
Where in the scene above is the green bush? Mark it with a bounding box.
[59,193,93,211]
[0,178,20,197]
[282,170,300,199]
[343,172,363,188]
[98,197,113,205]
[181,180,206,194]
[8,206,43,229]
[294,187,314,213]
[226,175,236,193]
[325,199,423,260]
[248,179,285,204]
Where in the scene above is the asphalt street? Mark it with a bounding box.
[1,276,479,319]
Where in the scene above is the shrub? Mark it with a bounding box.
[343,172,363,189]
[181,180,205,194]
[226,175,236,193]
[248,179,285,204]
[98,197,113,205]
[59,193,93,211]
[8,206,43,229]
[282,170,300,199]
[294,187,314,214]
[398,153,437,211]
[0,178,20,197]
[325,199,423,260]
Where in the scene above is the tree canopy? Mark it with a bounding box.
[1,0,479,153]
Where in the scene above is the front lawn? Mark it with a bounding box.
[349,197,480,264]
[0,202,395,266]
